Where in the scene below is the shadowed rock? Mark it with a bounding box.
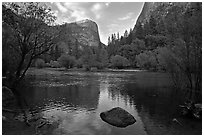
[100,107,136,128]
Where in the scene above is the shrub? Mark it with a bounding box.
[95,62,103,69]
[81,47,95,70]
[50,60,61,68]
[76,58,83,68]
[35,58,45,69]
[57,54,76,69]
[110,55,130,69]
[135,51,157,70]
[45,63,51,67]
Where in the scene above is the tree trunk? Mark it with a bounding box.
[15,53,26,78]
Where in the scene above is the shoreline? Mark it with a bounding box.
[27,67,163,73]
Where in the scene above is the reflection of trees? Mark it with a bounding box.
[122,81,186,127]
[21,83,100,111]
[108,86,131,107]
[65,84,100,109]
[101,72,188,132]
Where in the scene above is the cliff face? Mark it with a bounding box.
[52,19,102,55]
[133,2,159,33]
[59,19,101,47]
[135,2,155,26]
[133,2,189,33]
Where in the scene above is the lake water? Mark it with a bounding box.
[18,69,201,135]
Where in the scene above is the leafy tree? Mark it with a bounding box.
[71,39,80,59]
[76,58,83,68]
[110,55,130,69]
[81,47,95,70]
[154,2,202,99]
[131,38,146,52]
[2,23,20,76]
[135,50,157,70]
[35,58,46,69]
[118,45,137,66]
[2,2,57,86]
[58,54,76,69]
[50,60,61,68]
[2,2,57,123]
[145,35,167,49]
[98,48,109,68]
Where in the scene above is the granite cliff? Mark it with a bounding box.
[133,2,189,33]
[52,19,103,55]
[63,19,101,47]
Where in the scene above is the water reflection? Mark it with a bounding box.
[18,71,201,135]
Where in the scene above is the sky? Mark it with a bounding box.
[46,2,144,45]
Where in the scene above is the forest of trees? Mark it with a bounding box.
[106,2,202,99]
[2,2,202,101]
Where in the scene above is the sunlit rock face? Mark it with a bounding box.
[135,2,155,26]
[133,2,189,33]
[133,2,161,34]
[62,19,101,47]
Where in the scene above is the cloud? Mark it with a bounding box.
[118,12,134,20]
[53,2,107,23]
[109,23,120,28]
[52,10,59,17]
[55,3,67,13]
[105,2,110,7]
[107,23,120,34]
[91,3,102,11]
[71,10,87,21]
[91,3,105,20]
[57,3,90,22]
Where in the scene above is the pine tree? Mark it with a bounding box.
[124,30,128,37]
[117,32,120,40]
[126,28,133,44]
[108,36,111,45]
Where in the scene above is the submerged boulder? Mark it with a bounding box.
[100,107,136,128]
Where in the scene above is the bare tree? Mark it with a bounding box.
[2,2,59,124]
[3,2,58,86]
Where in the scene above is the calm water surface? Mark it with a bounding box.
[19,69,201,135]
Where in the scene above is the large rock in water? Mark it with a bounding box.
[100,107,136,128]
